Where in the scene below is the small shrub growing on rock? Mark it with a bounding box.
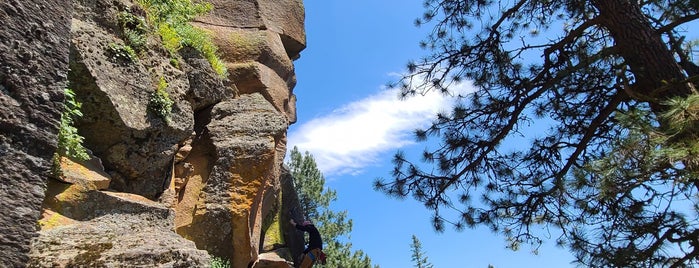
[148,76,174,122]
[117,11,148,52]
[137,0,227,77]
[107,42,139,63]
[123,28,147,52]
[53,88,90,176]
[176,25,227,77]
[210,257,230,268]
[157,23,181,54]
[57,88,89,161]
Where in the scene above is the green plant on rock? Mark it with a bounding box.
[137,0,227,77]
[124,29,147,52]
[157,23,182,55]
[138,0,211,25]
[107,42,139,63]
[175,25,227,77]
[57,88,89,161]
[148,76,174,122]
[174,23,226,78]
[53,88,90,176]
[117,11,148,52]
[210,257,230,268]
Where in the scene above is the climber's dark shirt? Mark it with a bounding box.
[295,223,323,252]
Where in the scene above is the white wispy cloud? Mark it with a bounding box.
[288,80,476,176]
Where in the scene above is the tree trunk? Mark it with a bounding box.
[592,0,695,104]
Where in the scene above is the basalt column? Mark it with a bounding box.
[173,1,306,267]
[0,1,73,266]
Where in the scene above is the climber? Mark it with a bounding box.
[290,218,324,267]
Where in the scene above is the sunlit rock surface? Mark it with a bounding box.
[0,0,308,266]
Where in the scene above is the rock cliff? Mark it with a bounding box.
[0,0,307,267]
[0,1,72,266]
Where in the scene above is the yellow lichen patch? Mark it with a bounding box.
[262,192,284,251]
[42,178,89,214]
[57,155,111,190]
[229,175,264,212]
[103,191,156,204]
[37,209,76,230]
[206,27,264,63]
[173,139,214,233]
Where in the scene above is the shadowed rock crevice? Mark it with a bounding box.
[173,124,216,239]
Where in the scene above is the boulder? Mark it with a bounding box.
[54,154,111,190]
[228,62,297,123]
[180,47,235,112]
[252,249,294,268]
[197,0,307,60]
[0,0,72,265]
[195,0,265,29]
[279,167,306,260]
[259,166,305,261]
[199,26,295,81]
[69,10,195,199]
[176,93,287,268]
[28,214,211,268]
[42,179,172,222]
[31,142,209,267]
[258,0,306,59]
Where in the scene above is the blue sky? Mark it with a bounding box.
[287,1,578,267]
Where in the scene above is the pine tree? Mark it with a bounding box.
[374,1,699,266]
[410,235,434,268]
[288,146,330,221]
[288,146,379,268]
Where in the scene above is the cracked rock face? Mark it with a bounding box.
[3,0,307,266]
[0,0,72,266]
[169,1,307,266]
[69,4,195,200]
[29,214,211,268]
[175,93,289,267]
[194,0,305,124]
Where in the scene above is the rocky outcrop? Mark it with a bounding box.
[29,214,211,267]
[195,0,305,60]
[54,154,111,190]
[194,0,305,124]
[3,0,308,266]
[279,168,308,261]
[175,93,287,267]
[69,1,197,199]
[0,0,72,266]
[253,249,295,268]
[30,170,210,266]
[170,0,307,266]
